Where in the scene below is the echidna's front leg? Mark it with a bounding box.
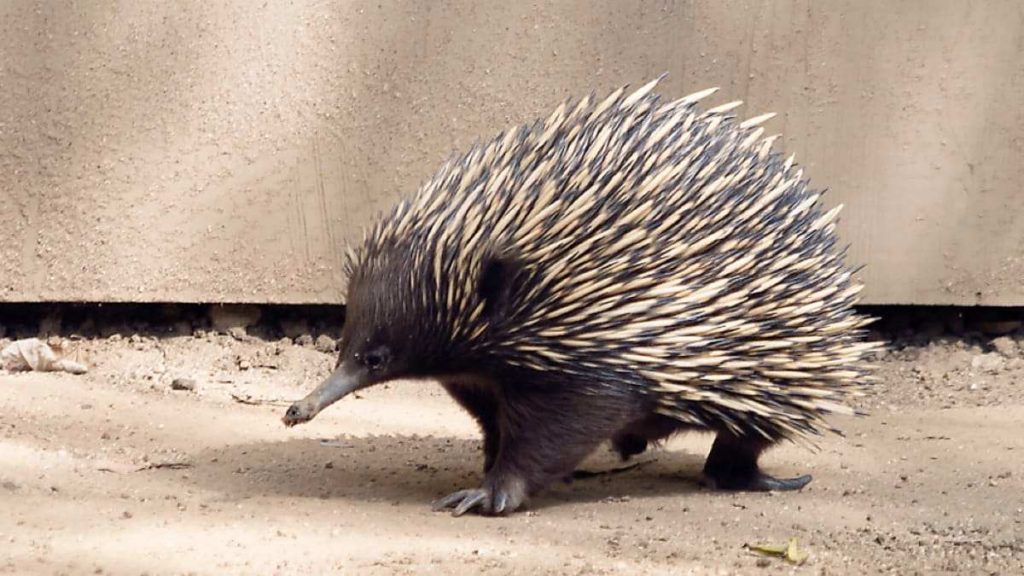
[441,383,501,472]
[701,431,812,491]
[433,386,632,516]
[430,430,535,516]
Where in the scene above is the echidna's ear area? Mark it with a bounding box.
[477,256,532,323]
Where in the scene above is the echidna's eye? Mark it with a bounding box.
[361,346,389,372]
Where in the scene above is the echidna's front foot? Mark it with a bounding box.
[702,469,812,492]
[432,474,527,517]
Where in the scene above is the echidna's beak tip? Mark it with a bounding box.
[282,362,366,427]
[282,401,316,427]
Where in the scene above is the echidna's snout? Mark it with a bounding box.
[282,401,314,427]
[282,362,367,427]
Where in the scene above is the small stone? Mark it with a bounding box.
[238,360,252,370]
[315,335,337,353]
[227,326,248,341]
[121,510,133,519]
[295,334,314,347]
[108,334,123,342]
[970,353,1003,374]
[991,336,1018,358]
[325,461,334,469]
[170,378,196,392]
[209,304,262,333]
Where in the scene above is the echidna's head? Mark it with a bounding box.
[282,244,494,427]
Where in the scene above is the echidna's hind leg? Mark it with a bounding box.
[610,413,684,460]
[701,431,812,492]
[610,432,649,460]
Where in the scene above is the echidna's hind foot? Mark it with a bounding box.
[610,413,684,461]
[703,469,812,492]
[701,431,812,492]
[610,432,649,461]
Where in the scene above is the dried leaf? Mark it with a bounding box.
[747,538,808,565]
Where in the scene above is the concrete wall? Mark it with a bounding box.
[2,1,1022,305]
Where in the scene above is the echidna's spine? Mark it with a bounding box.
[347,76,879,445]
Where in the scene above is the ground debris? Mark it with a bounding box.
[230,391,291,407]
[170,378,196,391]
[746,538,809,565]
[97,461,193,473]
[571,460,651,480]
[1,338,88,374]
[137,461,193,471]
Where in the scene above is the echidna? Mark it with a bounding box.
[283,76,879,516]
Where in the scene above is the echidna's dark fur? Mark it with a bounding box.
[286,76,880,516]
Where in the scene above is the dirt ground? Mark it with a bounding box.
[1,324,1023,575]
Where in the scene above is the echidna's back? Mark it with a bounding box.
[355,78,877,441]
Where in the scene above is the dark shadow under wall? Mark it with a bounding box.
[0,303,1022,351]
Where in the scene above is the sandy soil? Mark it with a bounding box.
[1,330,1023,575]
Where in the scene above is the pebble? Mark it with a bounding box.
[209,304,262,333]
[315,335,337,353]
[970,353,1003,374]
[170,378,197,392]
[295,334,314,347]
[990,336,1018,358]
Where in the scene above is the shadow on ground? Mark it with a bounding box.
[188,434,709,511]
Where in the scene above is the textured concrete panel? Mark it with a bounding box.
[1,1,1021,304]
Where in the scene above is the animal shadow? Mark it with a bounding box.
[189,434,708,511]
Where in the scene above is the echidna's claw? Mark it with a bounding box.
[702,432,813,492]
[753,473,812,492]
[432,476,527,517]
[702,470,812,492]
[432,488,490,516]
